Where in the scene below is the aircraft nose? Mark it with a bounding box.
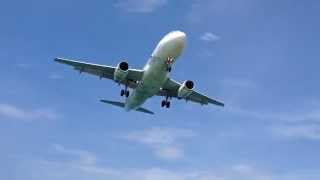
[174,31,186,44]
[152,31,187,58]
[174,31,186,52]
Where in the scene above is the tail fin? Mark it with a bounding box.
[100,100,154,115]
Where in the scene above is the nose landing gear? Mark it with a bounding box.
[165,57,174,72]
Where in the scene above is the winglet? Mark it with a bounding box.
[54,57,64,62]
[54,57,73,64]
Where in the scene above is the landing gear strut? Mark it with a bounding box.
[161,96,171,108]
[120,85,130,97]
[165,57,173,72]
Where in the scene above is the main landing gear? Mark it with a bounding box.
[120,85,129,97]
[161,96,171,108]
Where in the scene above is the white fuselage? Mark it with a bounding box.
[124,31,186,111]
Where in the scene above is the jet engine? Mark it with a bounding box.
[114,61,129,82]
[177,80,194,98]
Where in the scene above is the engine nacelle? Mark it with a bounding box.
[114,61,129,82]
[177,80,194,98]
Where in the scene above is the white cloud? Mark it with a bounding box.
[200,32,220,42]
[123,127,195,160]
[115,0,167,13]
[0,103,58,121]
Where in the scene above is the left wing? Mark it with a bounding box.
[159,78,224,107]
[54,57,144,88]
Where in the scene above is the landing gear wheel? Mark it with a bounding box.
[125,90,130,97]
[161,100,166,107]
[166,101,170,108]
[167,67,172,72]
[120,89,125,96]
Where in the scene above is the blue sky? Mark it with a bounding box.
[1,0,320,179]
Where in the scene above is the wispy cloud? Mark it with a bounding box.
[115,0,167,13]
[271,123,320,140]
[227,105,320,123]
[49,73,63,80]
[217,76,320,141]
[0,103,58,121]
[217,78,259,105]
[22,145,121,180]
[17,151,320,180]
[14,145,320,180]
[53,144,97,165]
[17,63,31,69]
[225,102,320,140]
[219,77,319,123]
[123,127,195,160]
[221,78,257,90]
[200,32,220,42]
[188,0,256,23]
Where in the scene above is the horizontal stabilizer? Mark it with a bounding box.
[135,107,155,115]
[100,100,154,115]
[100,100,125,107]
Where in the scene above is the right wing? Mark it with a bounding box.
[54,57,144,88]
[159,78,224,107]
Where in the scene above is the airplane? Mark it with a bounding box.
[54,31,224,114]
